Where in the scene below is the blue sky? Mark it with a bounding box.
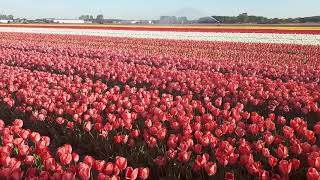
[1,0,319,20]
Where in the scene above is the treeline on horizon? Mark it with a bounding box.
[211,13,320,24]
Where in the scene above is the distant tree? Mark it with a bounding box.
[79,15,87,20]
[238,13,249,23]
[7,15,14,20]
[79,15,95,22]
[96,14,104,24]
[177,17,188,24]
[0,15,7,20]
[212,13,299,24]
[79,15,92,20]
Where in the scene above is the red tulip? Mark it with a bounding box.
[24,155,35,166]
[268,156,278,168]
[61,171,76,180]
[138,167,150,180]
[43,158,57,172]
[115,156,127,170]
[30,132,41,143]
[25,168,37,178]
[13,119,23,128]
[263,132,275,145]
[276,144,289,159]
[103,162,114,175]
[39,171,51,179]
[42,136,50,146]
[52,172,62,180]
[259,170,270,180]
[19,129,30,140]
[314,122,320,135]
[98,173,109,180]
[84,121,92,132]
[307,167,320,180]
[153,156,166,166]
[283,126,294,138]
[225,172,235,180]
[83,156,95,167]
[291,142,303,155]
[308,152,320,170]
[0,120,4,129]
[60,153,72,165]
[0,168,11,179]
[130,129,140,138]
[205,162,217,176]
[94,160,106,172]
[178,151,191,162]
[195,153,209,167]
[110,175,120,180]
[17,144,29,156]
[55,117,65,125]
[291,158,300,170]
[78,162,91,180]
[112,164,121,176]
[72,153,79,162]
[125,167,139,180]
[240,154,254,166]
[67,122,74,129]
[11,168,24,180]
[278,160,292,175]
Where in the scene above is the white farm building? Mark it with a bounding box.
[53,19,85,24]
[0,20,13,23]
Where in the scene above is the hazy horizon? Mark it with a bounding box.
[1,0,320,20]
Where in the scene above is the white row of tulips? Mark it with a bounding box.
[0,27,320,45]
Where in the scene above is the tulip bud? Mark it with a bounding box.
[72,153,79,163]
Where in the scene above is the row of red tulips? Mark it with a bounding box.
[2,32,320,71]
[2,38,319,84]
[0,119,149,180]
[1,33,320,65]
[0,63,320,179]
[0,40,319,120]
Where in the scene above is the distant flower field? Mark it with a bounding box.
[0,25,320,180]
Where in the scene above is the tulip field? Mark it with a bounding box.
[1,25,320,180]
